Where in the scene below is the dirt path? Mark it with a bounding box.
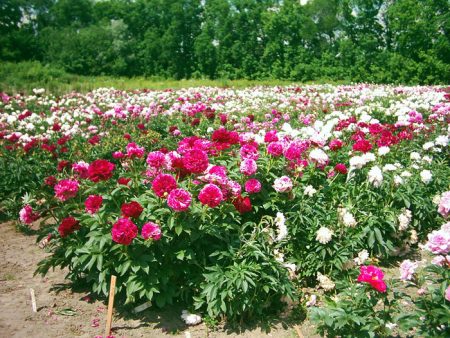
[0,222,316,338]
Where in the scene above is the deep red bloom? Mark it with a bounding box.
[57,160,71,172]
[117,177,131,185]
[329,139,343,151]
[121,201,144,218]
[58,217,80,237]
[88,160,115,182]
[232,195,252,214]
[88,135,101,145]
[44,176,57,186]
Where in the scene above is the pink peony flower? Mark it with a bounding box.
[357,265,387,293]
[226,180,242,197]
[85,195,103,214]
[240,144,259,160]
[146,151,166,168]
[267,142,283,157]
[141,222,162,240]
[111,218,138,245]
[245,179,262,194]
[445,285,450,302]
[399,260,418,281]
[72,161,89,179]
[126,142,145,158]
[167,188,192,212]
[198,184,223,208]
[182,149,209,174]
[329,139,343,151]
[240,159,257,176]
[273,176,293,193]
[438,191,450,218]
[112,151,124,159]
[54,179,79,201]
[152,173,177,198]
[424,228,450,255]
[19,205,39,224]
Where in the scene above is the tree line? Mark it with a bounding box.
[1,0,449,84]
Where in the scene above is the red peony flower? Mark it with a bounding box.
[44,175,57,186]
[85,195,103,214]
[232,195,252,214]
[352,139,372,153]
[121,201,144,218]
[111,218,137,245]
[117,177,131,185]
[329,139,343,151]
[357,265,387,293]
[88,159,115,182]
[182,149,209,174]
[152,173,177,198]
[58,217,80,237]
[198,184,223,208]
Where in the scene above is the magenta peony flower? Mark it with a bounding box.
[167,188,192,212]
[240,159,257,176]
[58,217,80,237]
[273,176,293,193]
[19,205,39,224]
[152,173,177,198]
[335,163,348,175]
[112,151,125,159]
[182,149,209,174]
[88,159,115,182]
[353,139,372,153]
[329,139,343,151]
[54,179,79,201]
[198,184,223,208]
[111,218,138,245]
[357,265,387,293]
[267,142,283,157]
[244,179,262,194]
[284,141,309,161]
[141,222,162,240]
[85,195,103,214]
[146,151,166,168]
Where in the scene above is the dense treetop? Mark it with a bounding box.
[1,0,449,83]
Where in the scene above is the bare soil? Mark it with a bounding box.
[0,221,318,338]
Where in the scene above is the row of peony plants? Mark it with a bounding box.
[1,85,449,329]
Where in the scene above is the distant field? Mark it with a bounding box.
[0,61,308,94]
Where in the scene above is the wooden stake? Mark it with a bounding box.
[104,275,117,337]
[294,325,305,338]
[29,288,37,313]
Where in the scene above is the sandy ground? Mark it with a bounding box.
[0,221,318,338]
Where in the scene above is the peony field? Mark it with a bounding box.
[0,84,449,337]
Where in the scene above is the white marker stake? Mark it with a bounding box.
[30,288,37,313]
[104,275,117,337]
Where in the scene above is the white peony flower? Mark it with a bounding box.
[410,152,421,161]
[422,142,434,150]
[316,227,333,244]
[378,146,390,156]
[398,209,412,231]
[435,135,448,147]
[181,310,202,326]
[420,170,432,184]
[309,148,329,166]
[275,212,288,242]
[354,249,369,265]
[342,212,357,227]
[368,166,383,188]
[304,185,317,197]
[394,175,404,186]
[317,273,335,291]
